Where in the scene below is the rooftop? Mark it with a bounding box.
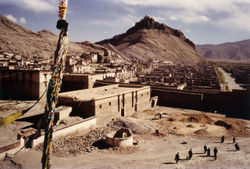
[59,84,149,101]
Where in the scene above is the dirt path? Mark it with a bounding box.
[218,67,243,91]
[1,106,250,169]
[11,134,250,169]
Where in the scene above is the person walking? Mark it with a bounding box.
[221,136,225,143]
[235,143,240,151]
[188,148,193,160]
[204,145,207,154]
[207,148,211,156]
[213,147,218,160]
[233,137,236,143]
[175,152,180,163]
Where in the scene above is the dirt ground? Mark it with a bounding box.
[1,106,250,169]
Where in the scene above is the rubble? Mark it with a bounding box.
[107,117,151,134]
[35,117,151,156]
[36,127,112,156]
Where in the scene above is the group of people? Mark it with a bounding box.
[174,148,194,163]
[221,136,240,151]
[174,136,240,164]
[204,145,218,160]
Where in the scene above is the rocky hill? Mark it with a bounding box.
[197,39,250,61]
[0,14,121,61]
[98,16,204,64]
[0,14,204,65]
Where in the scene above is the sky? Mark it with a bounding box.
[0,0,250,45]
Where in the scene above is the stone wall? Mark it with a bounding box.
[32,117,97,148]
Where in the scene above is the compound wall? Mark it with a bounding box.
[0,69,51,99]
[152,86,249,119]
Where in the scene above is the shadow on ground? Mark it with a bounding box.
[92,139,110,149]
[162,162,175,165]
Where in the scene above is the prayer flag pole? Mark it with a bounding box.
[41,1,69,168]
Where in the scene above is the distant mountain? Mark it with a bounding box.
[0,14,204,65]
[0,14,120,61]
[197,39,250,61]
[98,16,204,65]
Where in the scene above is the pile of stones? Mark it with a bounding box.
[36,117,151,156]
[108,117,151,134]
[36,127,112,156]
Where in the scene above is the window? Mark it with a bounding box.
[99,105,102,108]
[147,92,149,95]
[141,94,143,97]
[109,102,112,106]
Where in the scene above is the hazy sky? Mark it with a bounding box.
[0,0,250,44]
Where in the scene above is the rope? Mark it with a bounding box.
[0,89,47,127]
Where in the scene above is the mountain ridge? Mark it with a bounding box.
[1,14,205,65]
[0,14,119,61]
[98,16,203,64]
[98,16,195,49]
[197,39,250,61]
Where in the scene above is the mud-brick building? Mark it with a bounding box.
[61,73,104,92]
[0,69,51,99]
[58,84,152,124]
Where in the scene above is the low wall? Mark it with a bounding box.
[32,117,97,147]
[152,88,203,108]
[0,139,24,160]
[151,87,249,119]
[202,90,249,119]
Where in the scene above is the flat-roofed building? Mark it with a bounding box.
[58,84,152,125]
[61,73,104,92]
[0,69,51,99]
